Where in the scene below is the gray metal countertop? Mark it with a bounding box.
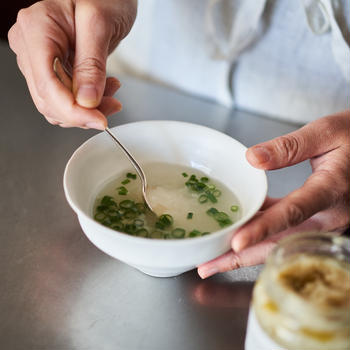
[0,41,311,350]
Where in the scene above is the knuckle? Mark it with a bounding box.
[32,91,47,115]
[46,118,59,126]
[330,188,342,207]
[35,99,47,116]
[17,2,46,27]
[35,79,49,101]
[318,117,336,134]
[318,117,338,142]
[16,8,30,25]
[7,25,18,51]
[285,203,305,227]
[312,170,344,206]
[230,254,243,270]
[275,135,302,163]
[59,123,73,128]
[75,57,105,78]
[332,181,349,209]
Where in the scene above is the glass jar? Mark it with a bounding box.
[245,232,350,350]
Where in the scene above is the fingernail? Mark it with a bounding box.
[198,267,218,279]
[85,121,105,130]
[250,146,270,164]
[76,85,98,108]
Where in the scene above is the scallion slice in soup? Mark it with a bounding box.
[187,212,193,219]
[230,205,239,212]
[172,228,186,239]
[117,186,128,195]
[126,172,137,179]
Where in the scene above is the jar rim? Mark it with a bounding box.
[267,231,350,267]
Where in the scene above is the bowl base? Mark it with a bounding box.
[132,265,195,278]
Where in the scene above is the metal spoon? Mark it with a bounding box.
[53,57,156,214]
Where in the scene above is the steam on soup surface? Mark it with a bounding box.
[93,163,241,239]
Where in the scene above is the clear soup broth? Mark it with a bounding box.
[93,163,241,239]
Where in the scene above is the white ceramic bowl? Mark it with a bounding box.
[64,121,267,277]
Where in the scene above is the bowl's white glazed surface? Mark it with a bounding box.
[64,121,267,277]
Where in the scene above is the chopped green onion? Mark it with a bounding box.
[155,221,165,230]
[195,182,207,191]
[206,191,218,203]
[94,212,106,221]
[213,189,221,197]
[96,204,108,212]
[119,200,134,209]
[130,205,139,213]
[187,212,193,219]
[126,172,137,179]
[201,232,210,236]
[124,210,137,219]
[150,230,164,239]
[101,195,116,206]
[230,205,239,212]
[124,223,137,235]
[133,219,144,227]
[210,211,233,228]
[207,207,219,216]
[159,214,173,226]
[214,212,229,221]
[135,203,146,213]
[155,214,173,229]
[171,228,186,239]
[102,217,112,226]
[198,194,208,203]
[117,209,126,216]
[135,228,148,237]
[189,230,201,238]
[182,172,188,177]
[111,223,124,231]
[106,208,118,216]
[218,219,232,227]
[107,210,121,220]
[200,176,209,182]
[207,184,216,191]
[121,179,130,185]
[117,186,128,195]
[110,217,121,224]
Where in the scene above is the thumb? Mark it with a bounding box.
[246,117,337,170]
[73,2,111,108]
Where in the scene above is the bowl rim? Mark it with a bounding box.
[63,120,268,246]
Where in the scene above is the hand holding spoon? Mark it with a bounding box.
[53,57,156,215]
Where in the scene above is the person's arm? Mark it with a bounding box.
[8,0,137,129]
[198,110,350,278]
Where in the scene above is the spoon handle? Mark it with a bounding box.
[104,127,152,208]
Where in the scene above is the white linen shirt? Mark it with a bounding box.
[107,0,350,124]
